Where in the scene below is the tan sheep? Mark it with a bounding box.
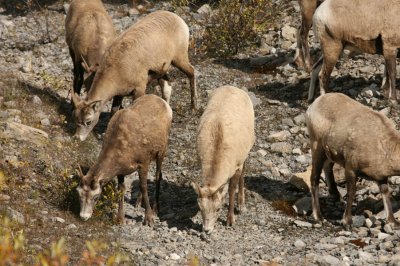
[65,0,116,94]
[308,0,400,102]
[77,95,172,226]
[306,92,400,229]
[192,86,255,234]
[72,10,196,141]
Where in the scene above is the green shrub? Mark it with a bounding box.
[203,0,280,57]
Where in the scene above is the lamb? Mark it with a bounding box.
[71,10,196,141]
[192,86,255,234]
[77,94,172,226]
[308,0,400,103]
[293,0,323,71]
[65,0,116,95]
[306,92,400,229]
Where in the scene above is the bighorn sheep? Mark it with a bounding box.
[77,95,172,226]
[65,0,116,94]
[72,10,196,141]
[192,86,255,234]
[306,92,400,229]
[293,0,323,71]
[308,0,400,102]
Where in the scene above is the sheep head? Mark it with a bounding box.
[192,182,227,234]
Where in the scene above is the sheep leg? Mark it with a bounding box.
[378,180,400,228]
[318,40,343,97]
[159,78,172,104]
[308,55,323,103]
[172,59,197,111]
[139,165,154,226]
[153,154,164,215]
[310,144,326,223]
[237,163,247,213]
[382,47,397,100]
[323,161,341,201]
[117,175,126,224]
[70,49,84,95]
[111,96,123,114]
[293,0,317,71]
[227,169,240,226]
[342,168,356,229]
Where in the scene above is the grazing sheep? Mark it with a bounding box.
[77,95,172,226]
[192,86,255,234]
[308,0,400,102]
[65,0,116,94]
[293,0,323,71]
[306,92,400,229]
[72,10,196,141]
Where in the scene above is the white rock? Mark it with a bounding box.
[281,25,297,42]
[294,239,306,248]
[197,4,212,15]
[52,217,65,223]
[378,232,390,240]
[257,149,267,157]
[294,220,312,228]
[358,251,375,263]
[317,255,340,265]
[169,253,180,260]
[267,130,291,142]
[292,148,302,155]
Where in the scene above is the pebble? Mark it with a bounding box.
[169,253,180,260]
[0,193,10,202]
[378,232,390,240]
[52,217,65,223]
[317,255,340,265]
[294,220,312,228]
[270,142,293,154]
[267,130,291,142]
[294,239,306,248]
[66,224,77,229]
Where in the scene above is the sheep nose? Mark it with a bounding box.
[80,213,91,221]
[203,227,214,235]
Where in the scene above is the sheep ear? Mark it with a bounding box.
[76,165,84,179]
[71,91,82,107]
[214,183,226,196]
[191,182,202,196]
[88,100,102,112]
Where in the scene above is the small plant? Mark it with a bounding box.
[36,238,69,266]
[203,0,280,57]
[79,240,128,266]
[61,170,121,223]
[0,218,25,266]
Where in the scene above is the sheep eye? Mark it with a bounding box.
[84,120,92,126]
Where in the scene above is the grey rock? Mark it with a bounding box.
[247,91,262,107]
[270,142,293,154]
[52,217,65,223]
[6,207,25,224]
[66,224,77,229]
[31,95,42,105]
[197,4,212,16]
[292,197,312,215]
[267,130,291,142]
[257,149,267,157]
[281,25,297,42]
[358,251,375,263]
[293,114,306,126]
[294,220,312,228]
[317,255,340,265]
[294,239,306,248]
[282,118,294,127]
[353,215,365,228]
[384,223,394,234]
[378,232,390,240]
[41,118,51,126]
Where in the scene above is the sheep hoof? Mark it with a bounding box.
[143,211,155,227]
[227,215,235,226]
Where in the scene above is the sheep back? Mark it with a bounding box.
[99,95,172,174]
[306,93,399,179]
[197,86,255,189]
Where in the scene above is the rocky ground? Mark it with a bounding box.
[1,0,400,265]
